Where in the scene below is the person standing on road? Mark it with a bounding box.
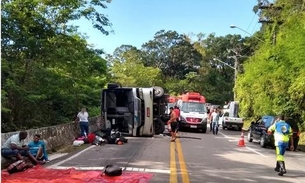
[74,108,89,137]
[173,106,180,134]
[209,107,214,132]
[211,108,220,135]
[268,115,294,176]
[168,107,178,142]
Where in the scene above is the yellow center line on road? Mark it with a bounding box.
[176,138,190,183]
[169,141,178,183]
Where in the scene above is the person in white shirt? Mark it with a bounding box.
[74,108,89,137]
[1,131,45,165]
[211,108,220,135]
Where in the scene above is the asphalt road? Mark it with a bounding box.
[46,126,305,183]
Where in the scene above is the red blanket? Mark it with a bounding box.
[2,165,153,183]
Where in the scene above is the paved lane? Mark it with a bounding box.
[47,135,171,182]
[46,127,305,183]
[178,128,305,183]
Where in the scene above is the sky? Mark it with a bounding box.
[73,0,262,55]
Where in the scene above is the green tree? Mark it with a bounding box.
[141,30,202,80]
[236,0,305,128]
[1,0,111,132]
[110,45,162,87]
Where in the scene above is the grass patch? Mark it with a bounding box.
[47,143,91,155]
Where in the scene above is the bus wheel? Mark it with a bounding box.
[155,119,165,134]
[153,86,164,98]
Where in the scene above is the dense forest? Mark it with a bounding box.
[1,0,305,132]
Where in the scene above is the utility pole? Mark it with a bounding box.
[257,1,283,45]
[214,52,239,101]
[228,49,240,101]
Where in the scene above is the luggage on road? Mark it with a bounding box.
[103,164,122,176]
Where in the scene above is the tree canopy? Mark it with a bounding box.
[1,0,112,132]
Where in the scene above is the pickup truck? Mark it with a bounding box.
[219,112,243,131]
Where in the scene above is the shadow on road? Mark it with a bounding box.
[187,148,305,183]
[177,136,201,140]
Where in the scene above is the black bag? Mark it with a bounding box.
[95,131,108,138]
[104,165,122,176]
[120,136,128,143]
[108,131,120,144]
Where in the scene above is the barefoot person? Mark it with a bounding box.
[1,131,45,165]
[28,134,49,162]
[168,107,178,142]
[173,106,181,134]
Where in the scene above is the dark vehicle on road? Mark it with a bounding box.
[248,116,300,150]
[247,116,276,148]
[286,118,300,151]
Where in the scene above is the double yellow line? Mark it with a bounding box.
[169,138,190,183]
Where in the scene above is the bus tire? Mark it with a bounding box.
[154,119,165,134]
[153,86,164,98]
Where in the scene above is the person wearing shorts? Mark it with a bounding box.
[173,106,180,133]
[168,107,178,142]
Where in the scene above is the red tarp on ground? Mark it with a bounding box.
[2,165,154,183]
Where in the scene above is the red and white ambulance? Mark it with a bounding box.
[176,92,208,133]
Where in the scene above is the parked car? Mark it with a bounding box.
[247,116,276,148]
[248,116,300,150]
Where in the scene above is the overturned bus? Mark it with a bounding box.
[101,83,169,137]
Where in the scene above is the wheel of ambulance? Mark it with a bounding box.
[153,86,164,98]
[154,119,165,134]
[201,126,207,133]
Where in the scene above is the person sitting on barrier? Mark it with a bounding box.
[28,134,49,162]
[1,131,45,165]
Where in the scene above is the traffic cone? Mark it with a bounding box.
[238,131,245,147]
